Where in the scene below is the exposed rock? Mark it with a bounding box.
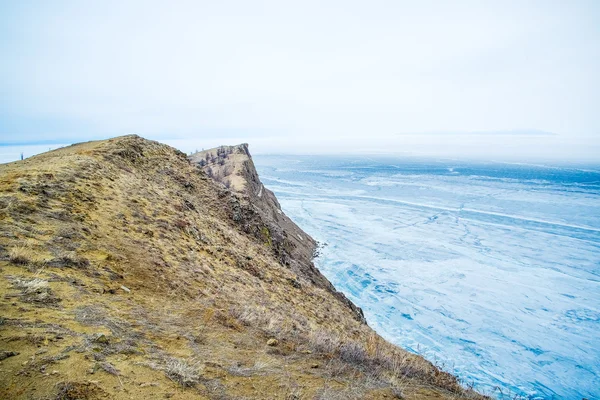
[190,144,367,324]
[93,334,110,344]
[0,351,18,361]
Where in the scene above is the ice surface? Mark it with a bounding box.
[254,155,600,399]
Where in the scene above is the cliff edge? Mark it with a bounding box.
[0,135,485,399]
[190,144,365,324]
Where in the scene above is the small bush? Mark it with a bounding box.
[215,310,243,331]
[308,330,340,354]
[339,341,368,365]
[9,246,35,265]
[11,277,60,305]
[164,358,201,387]
[16,277,48,293]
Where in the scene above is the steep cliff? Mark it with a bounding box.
[0,135,484,400]
[190,144,365,324]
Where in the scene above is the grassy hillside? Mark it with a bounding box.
[0,135,485,399]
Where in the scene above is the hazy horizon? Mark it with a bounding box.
[1,1,599,162]
[2,136,600,167]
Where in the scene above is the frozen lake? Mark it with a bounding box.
[255,155,600,399]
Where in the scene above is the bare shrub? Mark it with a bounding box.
[339,341,368,365]
[284,383,304,400]
[164,358,201,387]
[214,310,243,331]
[307,330,340,354]
[15,277,48,293]
[229,305,260,326]
[322,358,354,379]
[313,384,363,400]
[11,277,60,305]
[8,244,47,269]
[265,315,285,336]
[253,359,276,371]
[9,246,32,264]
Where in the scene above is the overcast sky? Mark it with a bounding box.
[1,1,599,161]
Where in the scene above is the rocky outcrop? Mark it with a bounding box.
[190,144,366,324]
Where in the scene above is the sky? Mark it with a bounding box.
[1,0,599,162]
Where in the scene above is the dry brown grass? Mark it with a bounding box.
[8,246,31,264]
[55,381,109,400]
[148,357,203,388]
[8,276,61,305]
[8,244,47,268]
[0,135,486,400]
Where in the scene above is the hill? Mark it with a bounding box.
[0,135,484,399]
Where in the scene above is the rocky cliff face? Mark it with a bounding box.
[190,144,366,324]
[0,135,484,400]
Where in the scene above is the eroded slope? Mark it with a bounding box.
[190,144,365,323]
